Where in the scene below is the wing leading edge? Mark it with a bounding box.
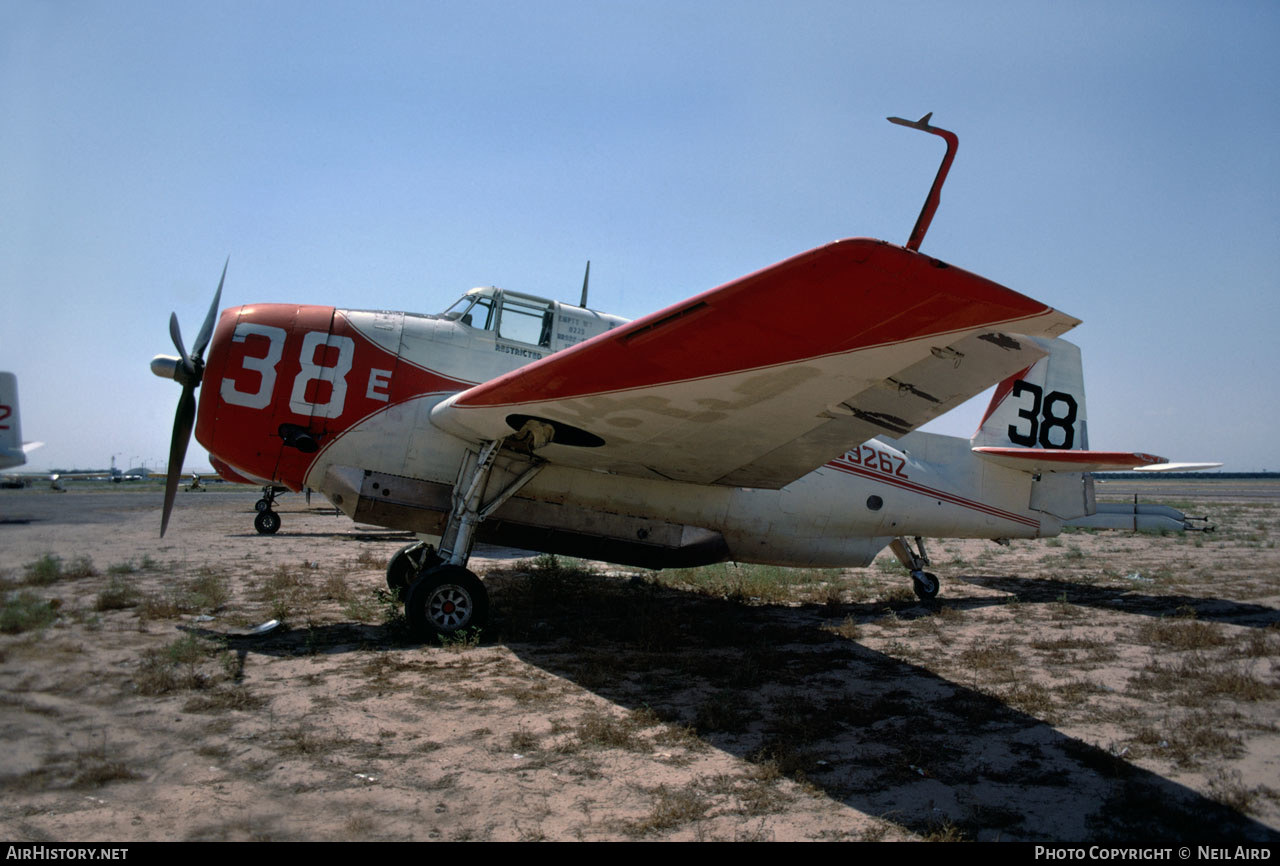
[429,238,1080,488]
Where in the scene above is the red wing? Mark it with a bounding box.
[431,238,1080,488]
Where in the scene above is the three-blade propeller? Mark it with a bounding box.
[151,259,227,535]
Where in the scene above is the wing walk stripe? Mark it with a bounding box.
[825,457,1041,529]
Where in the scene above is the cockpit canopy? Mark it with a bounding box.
[440,286,626,352]
[441,287,554,347]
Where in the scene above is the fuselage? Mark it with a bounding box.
[194,288,1053,569]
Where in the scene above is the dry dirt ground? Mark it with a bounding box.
[1,480,1277,842]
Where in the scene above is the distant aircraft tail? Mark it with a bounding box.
[0,372,35,469]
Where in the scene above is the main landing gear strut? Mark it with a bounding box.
[394,433,547,641]
[889,536,940,602]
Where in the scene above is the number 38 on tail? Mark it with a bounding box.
[151,115,1218,640]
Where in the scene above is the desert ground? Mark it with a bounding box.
[1,479,1277,842]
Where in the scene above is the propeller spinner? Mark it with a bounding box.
[150,259,227,535]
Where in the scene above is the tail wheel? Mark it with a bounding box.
[254,510,281,535]
[405,565,488,640]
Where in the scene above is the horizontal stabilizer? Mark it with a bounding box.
[973,447,1169,473]
[1131,462,1223,473]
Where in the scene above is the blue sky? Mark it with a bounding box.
[2,0,1277,472]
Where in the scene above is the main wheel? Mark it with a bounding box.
[404,565,489,640]
[254,498,271,513]
[254,509,281,535]
[385,543,443,594]
[912,570,940,601]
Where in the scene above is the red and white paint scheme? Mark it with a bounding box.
[151,115,1219,638]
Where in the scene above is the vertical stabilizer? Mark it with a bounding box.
[0,372,30,470]
[971,337,1087,450]
[970,338,1093,521]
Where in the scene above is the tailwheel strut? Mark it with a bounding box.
[889,536,940,602]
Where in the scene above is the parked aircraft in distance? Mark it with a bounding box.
[152,114,1219,639]
[0,372,42,472]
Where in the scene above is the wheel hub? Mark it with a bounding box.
[428,586,471,628]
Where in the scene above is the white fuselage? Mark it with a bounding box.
[304,304,1053,569]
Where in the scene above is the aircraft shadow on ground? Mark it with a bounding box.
[956,574,1279,629]
[198,570,1279,843]
[225,530,415,542]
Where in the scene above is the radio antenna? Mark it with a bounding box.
[887,112,959,252]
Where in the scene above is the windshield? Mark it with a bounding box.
[441,293,496,330]
[440,294,472,319]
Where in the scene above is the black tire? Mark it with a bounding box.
[385,543,442,594]
[254,509,281,535]
[912,571,940,602]
[405,565,489,639]
[254,498,271,513]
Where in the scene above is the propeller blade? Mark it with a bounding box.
[192,257,227,361]
[169,313,193,377]
[160,384,196,537]
[158,258,229,536]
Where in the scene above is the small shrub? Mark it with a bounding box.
[23,554,94,585]
[1,591,59,633]
[342,591,381,622]
[186,569,230,611]
[824,616,861,640]
[438,627,483,651]
[355,548,384,568]
[695,689,754,734]
[134,635,228,695]
[571,710,647,751]
[1136,618,1228,650]
[509,726,540,753]
[72,749,141,788]
[625,784,708,836]
[95,577,141,611]
[139,571,231,620]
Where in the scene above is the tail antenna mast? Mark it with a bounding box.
[887,112,959,252]
[579,260,590,308]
